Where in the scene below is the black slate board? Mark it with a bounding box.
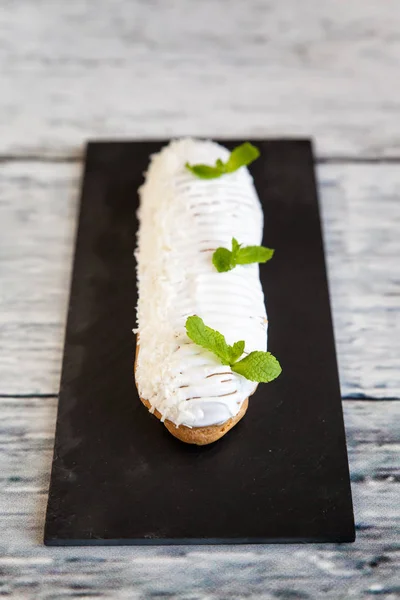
[44,139,355,545]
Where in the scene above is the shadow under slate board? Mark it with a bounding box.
[44,139,355,545]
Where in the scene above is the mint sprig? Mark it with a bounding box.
[231,351,281,383]
[185,142,260,179]
[212,238,274,273]
[183,314,241,366]
[185,316,281,384]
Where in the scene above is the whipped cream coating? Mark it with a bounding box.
[134,138,268,428]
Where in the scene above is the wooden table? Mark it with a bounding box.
[0,1,399,598]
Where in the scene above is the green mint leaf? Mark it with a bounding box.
[185,316,231,365]
[185,316,281,385]
[185,142,260,179]
[212,247,234,272]
[185,316,243,365]
[229,340,245,363]
[236,246,275,265]
[225,142,260,173]
[231,237,241,259]
[231,351,282,383]
[185,163,223,179]
[213,239,274,272]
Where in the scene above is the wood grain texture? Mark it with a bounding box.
[0,161,399,398]
[0,0,399,592]
[1,155,398,595]
[0,396,398,599]
[1,0,400,158]
[318,164,400,400]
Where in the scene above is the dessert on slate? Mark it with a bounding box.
[134,138,281,445]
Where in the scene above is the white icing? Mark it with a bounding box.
[135,138,268,428]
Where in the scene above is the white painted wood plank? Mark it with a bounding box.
[0,397,398,599]
[319,164,400,399]
[0,161,79,395]
[1,0,400,158]
[1,161,399,397]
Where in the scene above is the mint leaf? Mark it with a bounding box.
[185,316,244,365]
[236,246,274,265]
[231,237,241,259]
[186,316,231,365]
[185,316,281,385]
[225,142,260,173]
[232,351,282,383]
[229,340,245,363]
[212,247,234,273]
[186,142,259,179]
[212,238,274,272]
[185,163,223,179]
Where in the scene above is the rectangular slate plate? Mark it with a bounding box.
[44,139,355,545]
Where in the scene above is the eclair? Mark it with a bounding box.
[134,138,271,445]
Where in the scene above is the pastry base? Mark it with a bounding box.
[140,396,248,445]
